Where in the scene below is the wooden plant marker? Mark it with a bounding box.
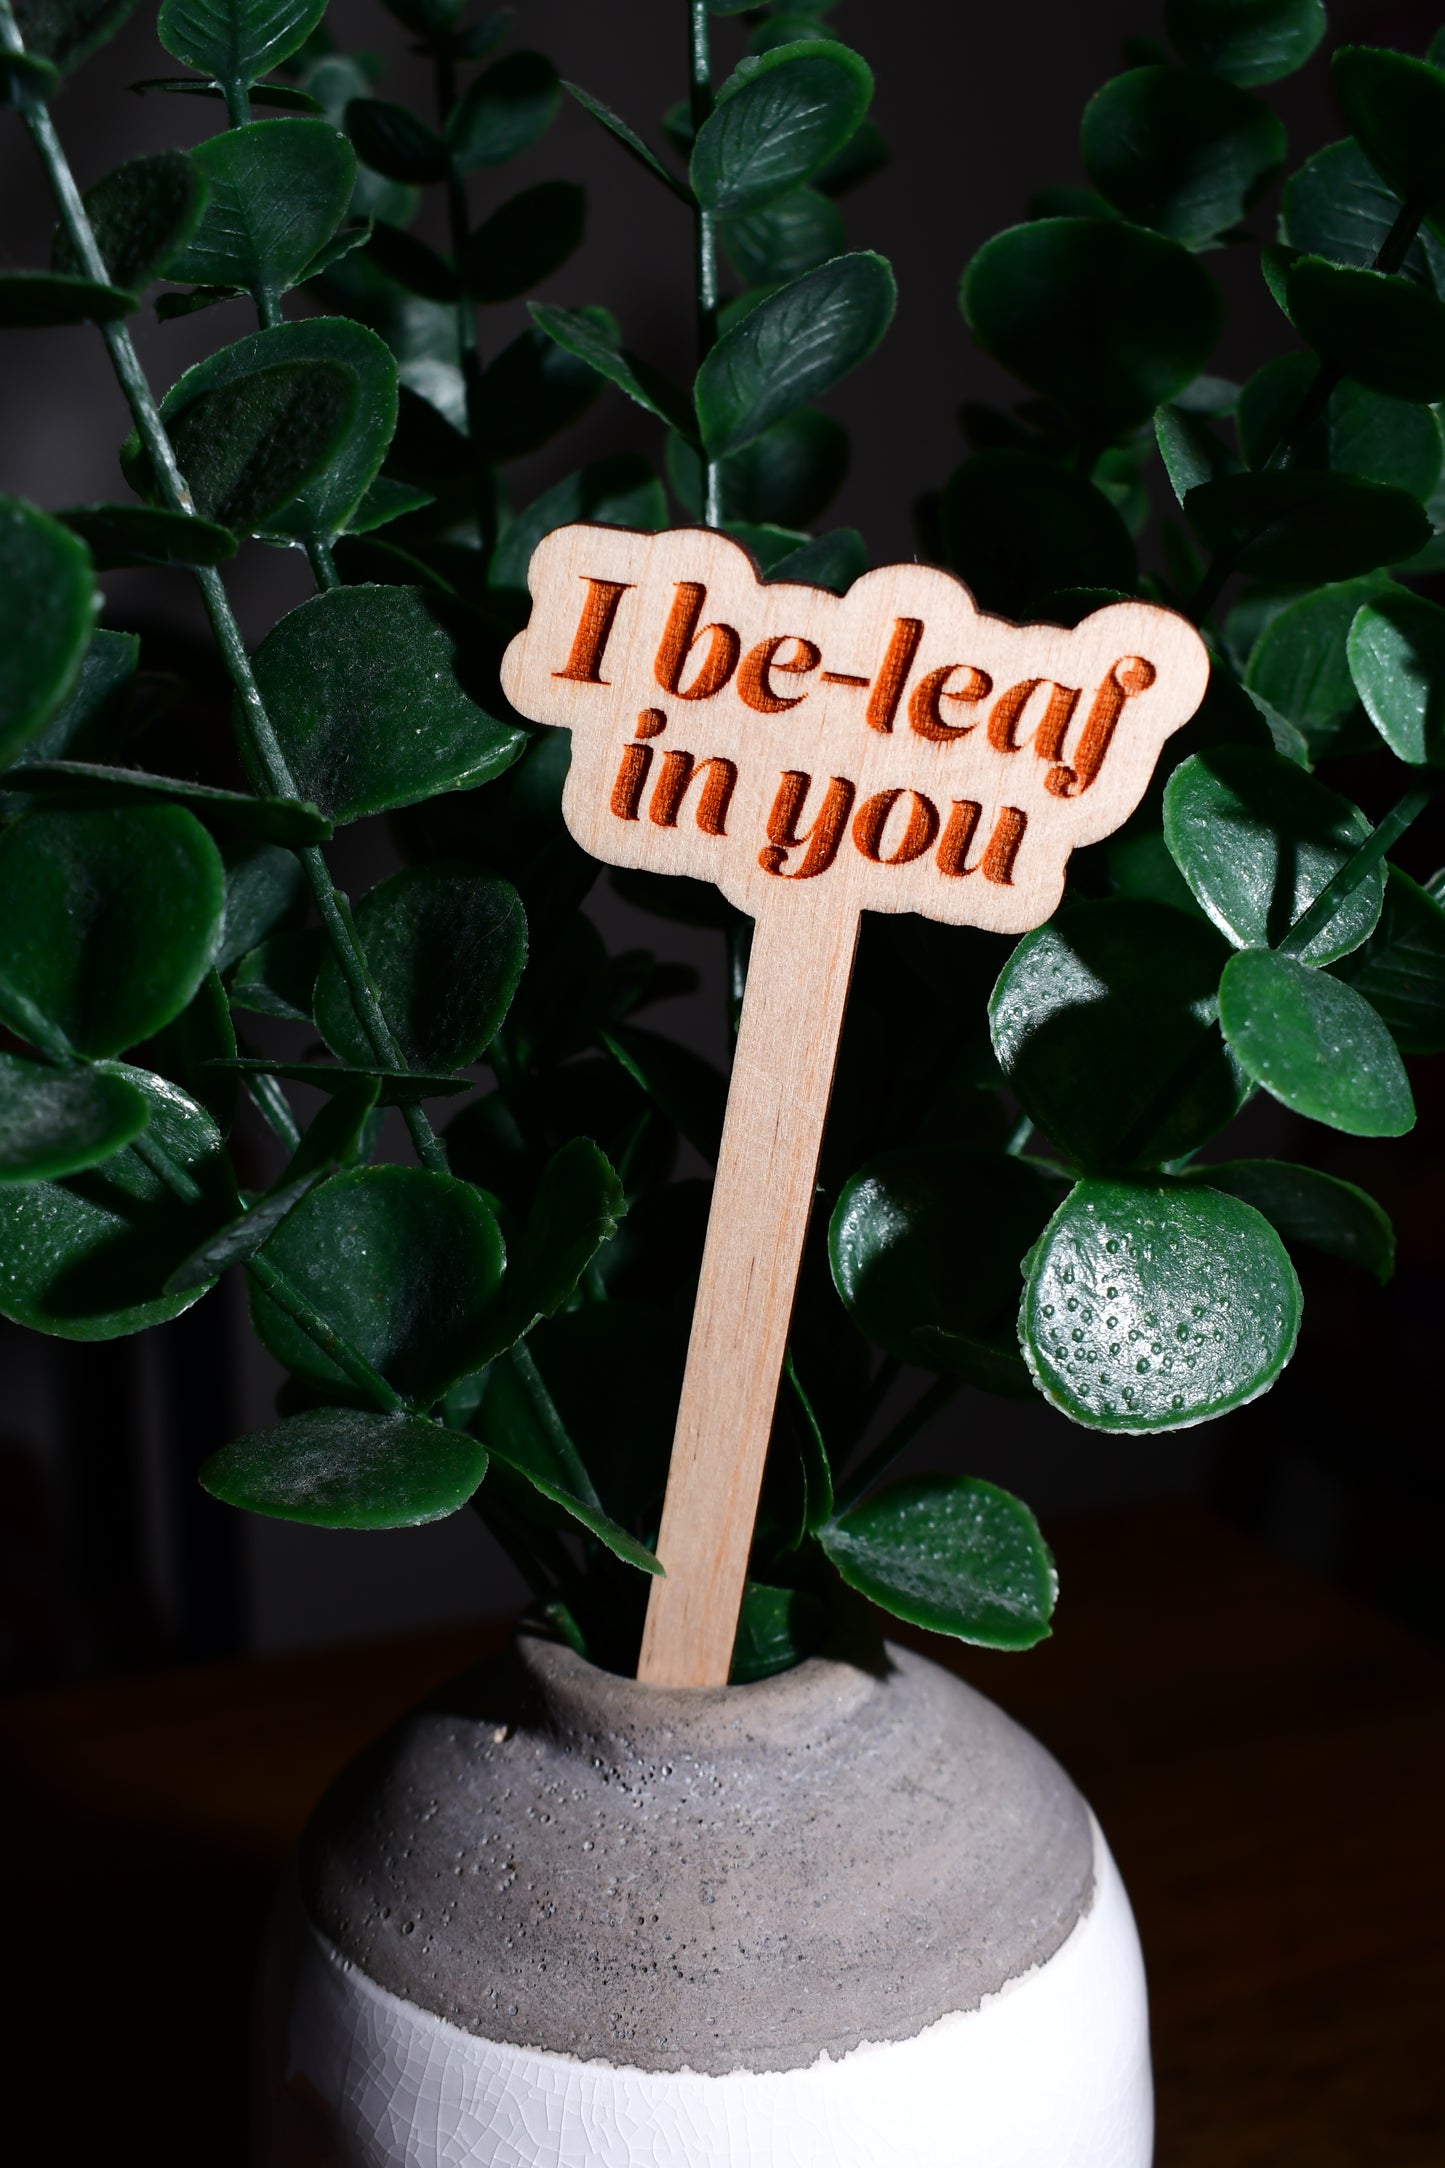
[502,528,1210,1687]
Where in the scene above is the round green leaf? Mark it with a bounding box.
[52,149,207,290]
[820,1476,1056,1649]
[0,806,225,1059]
[215,839,305,976]
[721,187,844,286]
[1022,1177,1301,1430]
[1166,0,1325,85]
[1235,354,1443,500]
[1285,258,1445,405]
[247,584,525,823]
[1184,472,1430,580]
[0,1052,149,1183]
[344,97,449,184]
[158,0,326,92]
[0,1064,234,1337]
[1081,65,1285,245]
[1332,45,1445,219]
[0,270,134,324]
[250,1164,505,1405]
[54,503,236,570]
[829,1146,1058,1393]
[1196,1158,1394,1281]
[1331,866,1445,1054]
[696,250,895,458]
[989,899,1239,1170]
[1218,946,1414,1134]
[691,39,873,217]
[16,625,136,768]
[476,324,606,462]
[165,120,355,304]
[447,50,560,175]
[314,867,526,1070]
[1280,139,1445,286]
[461,180,585,302]
[488,455,666,599]
[730,1581,830,1684]
[939,449,1136,620]
[1347,589,1445,764]
[1244,576,1397,757]
[13,0,141,75]
[1163,746,1383,964]
[962,218,1222,437]
[0,497,95,768]
[200,1407,486,1528]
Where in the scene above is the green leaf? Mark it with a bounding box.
[1184,471,1430,580]
[989,899,1239,1170]
[474,1136,626,1364]
[669,409,847,527]
[601,1024,728,1162]
[0,1053,149,1183]
[199,1408,486,1528]
[691,39,872,218]
[1193,1158,1394,1280]
[157,0,325,93]
[0,497,95,769]
[344,476,434,534]
[1218,947,1414,1134]
[0,270,134,324]
[344,98,449,184]
[146,317,397,541]
[1235,355,1442,500]
[53,503,236,569]
[250,1164,505,1404]
[1332,865,1445,1054]
[1165,0,1325,85]
[0,1063,234,1337]
[813,112,886,197]
[131,72,323,113]
[215,839,304,975]
[0,806,225,1060]
[528,303,693,434]
[939,449,1136,619]
[52,149,206,290]
[1285,257,1445,405]
[721,186,844,285]
[696,250,895,458]
[12,0,140,74]
[962,218,1222,437]
[448,50,559,173]
[488,454,666,598]
[563,80,689,201]
[460,179,584,302]
[1243,575,1396,755]
[507,912,610,1065]
[1163,746,1384,964]
[1332,45,1445,219]
[829,1146,1057,1394]
[767,524,865,593]
[1346,589,1445,764]
[1081,65,1285,245]
[821,1475,1056,1649]
[1021,1176,1301,1430]
[314,867,526,1069]
[729,1579,830,1683]
[477,324,605,460]
[477,1362,663,1576]
[144,964,236,1135]
[248,584,525,823]
[1155,404,1243,504]
[165,119,354,307]
[1280,139,1445,286]
[15,626,137,767]
[212,1056,467,1103]
[8,760,327,843]
[227,926,323,1020]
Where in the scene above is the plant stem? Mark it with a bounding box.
[436,45,495,556]
[1277,781,1437,959]
[687,0,722,527]
[246,1251,407,1410]
[833,1374,960,1516]
[305,533,341,590]
[506,1342,603,1509]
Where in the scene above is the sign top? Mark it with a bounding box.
[501,523,1211,936]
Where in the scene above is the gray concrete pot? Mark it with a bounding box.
[257,1622,1151,2166]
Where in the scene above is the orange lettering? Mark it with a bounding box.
[654,582,741,700]
[555,577,633,684]
[852,788,940,865]
[865,617,924,732]
[908,663,992,741]
[987,678,1081,755]
[738,634,821,713]
[759,770,856,879]
[649,750,738,835]
[936,800,1027,885]
[1046,658,1156,797]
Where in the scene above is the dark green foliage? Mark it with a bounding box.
[52,149,206,289]
[0,497,95,766]
[314,867,526,1068]
[691,39,872,217]
[1347,591,1445,764]
[157,0,326,97]
[1234,361,1441,501]
[940,451,1135,618]
[165,120,354,309]
[1165,0,1325,86]
[1184,473,1429,581]
[13,0,140,73]
[345,98,449,183]
[1218,948,1415,1134]
[200,1408,486,1527]
[1280,140,1445,284]
[820,1477,1056,1648]
[1193,1159,1394,1280]
[1332,868,1445,1054]
[1331,46,1445,219]
[695,251,895,456]
[0,1052,149,1181]
[1081,65,1285,245]
[1285,258,1445,405]
[447,50,559,174]
[54,503,236,568]
[461,181,583,301]
[0,269,134,323]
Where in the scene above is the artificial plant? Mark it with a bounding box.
[0,0,1440,1681]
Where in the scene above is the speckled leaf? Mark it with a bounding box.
[314,867,526,1069]
[820,1476,1056,1648]
[1020,1177,1301,1431]
[0,497,95,769]
[1218,947,1414,1134]
[13,0,140,74]
[247,585,525,823]
[200,1407,486,1528]
[1346,590,1445,765]
[1163,746,1383,964]
[0,1053,149,1183]
[1332,866,1445,1054]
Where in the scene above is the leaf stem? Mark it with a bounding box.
[505,1341,603,1509]
[246,1250,408,1410]
[833,1373,960,1517]
[1277,780,1438,959]
[305,533,341,591]
[687,0,722,527]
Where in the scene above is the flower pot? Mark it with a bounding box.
[256,1622,1151,2166]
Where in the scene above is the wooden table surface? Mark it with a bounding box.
[5,1501,1441,2165]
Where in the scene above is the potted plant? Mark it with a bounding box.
[2,0,1441,2161]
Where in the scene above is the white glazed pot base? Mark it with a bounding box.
[271,1814,1151,2168]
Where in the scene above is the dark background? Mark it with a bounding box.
[2,0,1439,1687]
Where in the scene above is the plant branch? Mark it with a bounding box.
[687,0,721,527]
[506,1341,603,1509]
[833,1373,960,1516]
[1277,781,1438,959]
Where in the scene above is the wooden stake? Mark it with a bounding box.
[637,893,859,1687]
